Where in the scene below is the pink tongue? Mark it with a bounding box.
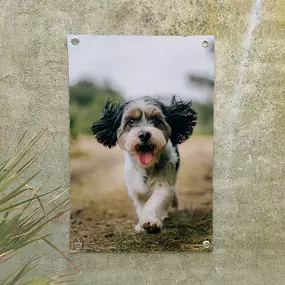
[138,152,153,165]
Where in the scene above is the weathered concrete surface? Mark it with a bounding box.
[1,0,285,284]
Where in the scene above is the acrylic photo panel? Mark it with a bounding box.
[67,35,214,252]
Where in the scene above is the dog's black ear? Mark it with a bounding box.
[91,99,124,148]
[164,96,197,145]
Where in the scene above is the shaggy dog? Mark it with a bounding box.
[91,96,197,233]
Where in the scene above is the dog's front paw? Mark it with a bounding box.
[134,223,145,233]
[141,218,162,234]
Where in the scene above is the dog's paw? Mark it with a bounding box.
[134,224,145,233]
[141,219,162,234]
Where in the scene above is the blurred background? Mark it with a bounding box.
[68,36,214,252]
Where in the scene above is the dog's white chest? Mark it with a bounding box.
[124,153,150,198]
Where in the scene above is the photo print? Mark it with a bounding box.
[68,35,214,252]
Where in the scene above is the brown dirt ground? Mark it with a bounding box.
[70,135,213,252]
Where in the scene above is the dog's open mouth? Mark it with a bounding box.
[136,145,154,165]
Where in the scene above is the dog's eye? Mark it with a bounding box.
[151,118,160,126]
[128,119,135,127]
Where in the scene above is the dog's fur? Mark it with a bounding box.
[91,96,197,233]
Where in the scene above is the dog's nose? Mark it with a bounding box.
[138,131,151,142]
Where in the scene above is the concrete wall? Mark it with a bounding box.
[1,0,285,284]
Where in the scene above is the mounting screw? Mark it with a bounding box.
[201,39,209,48]
[74,239,83,250]
[203,240,210,248]
[71,37,80,46]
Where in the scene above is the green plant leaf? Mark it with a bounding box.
[0,186,64,213]
[0,129,78,284]
[3,256,40,285]
[0,129,47,181]
[0,172,40,206]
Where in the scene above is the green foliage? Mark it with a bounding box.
[192,102,213,135]
[188,75,214,89]
[187,39,214,136]
[70,80,124,138]
[69,80,213,138]
[0,129,79,284]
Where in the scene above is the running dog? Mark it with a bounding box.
[91,96,197,233]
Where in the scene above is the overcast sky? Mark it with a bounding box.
[67,35,214,103]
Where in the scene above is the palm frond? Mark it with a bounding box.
[0,129,80,284]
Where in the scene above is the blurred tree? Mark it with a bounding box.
[192,102,213,135]
[188,40,214,95]
[69,80,124,139]
[70,80,99,106]
[188,75,214,89]
[187,40,214,135]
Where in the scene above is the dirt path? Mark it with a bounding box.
[70,135,213,252]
